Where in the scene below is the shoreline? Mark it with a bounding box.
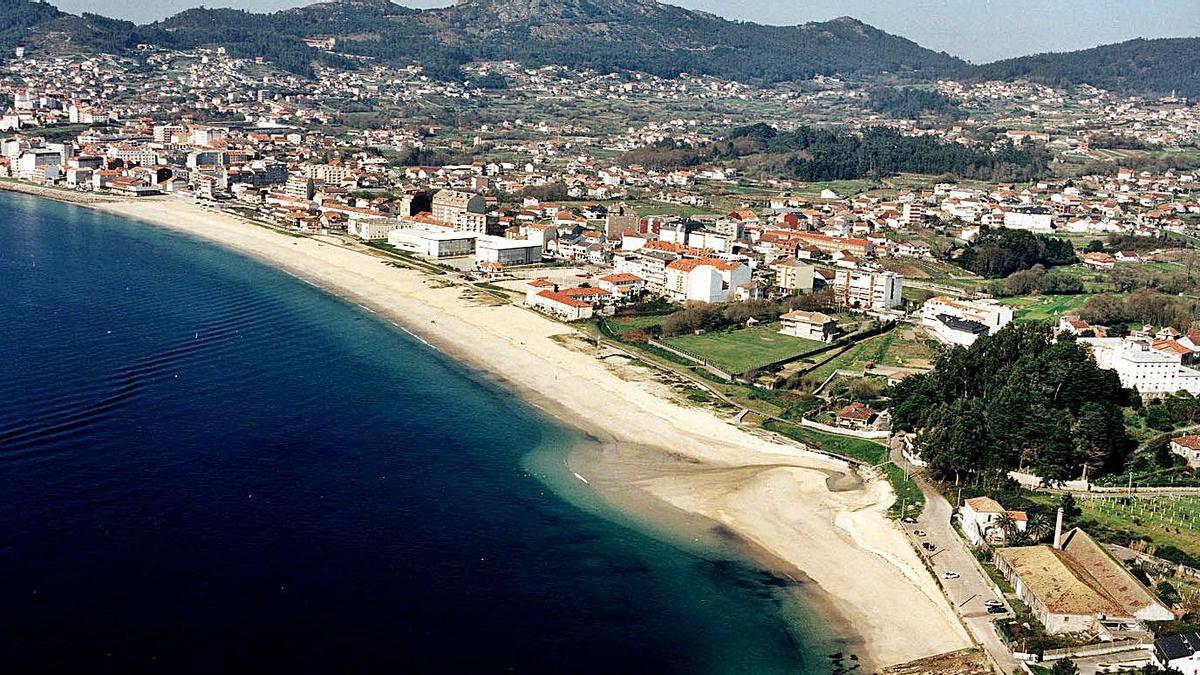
[17,191,970,668]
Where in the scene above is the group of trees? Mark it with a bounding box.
[957,227,1078,278]
[631,124,1051,182]
[773,126,1051,182]
[866,86,963,120]
[888,323,1135,483]
[656,291,836,338]
[1080,290,1199,331]
[989,264,1084,297]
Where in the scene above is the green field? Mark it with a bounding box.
[1000,294,1093,322]
[606,314,669,334]
[1080,496,1200,563]
[810,328,940,379]
[663,324,825,374]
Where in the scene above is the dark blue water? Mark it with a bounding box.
[0,192,834,673]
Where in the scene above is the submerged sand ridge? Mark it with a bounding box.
[94,198,971,669]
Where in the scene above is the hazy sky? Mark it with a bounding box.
[51,0,1200,63]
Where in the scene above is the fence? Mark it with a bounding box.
[1041,639,1146,661]
[799,417,890,440]
[646,337,735,381]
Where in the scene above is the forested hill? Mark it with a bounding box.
[0,0,963,81]
[0,0,1196,97]
[968,37,1200,99]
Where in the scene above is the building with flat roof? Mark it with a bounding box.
[1080,337,1200,396]
[475,235,542,266]
[921,296,1013,346]
[832,268,902,312]
[387,227,477,259]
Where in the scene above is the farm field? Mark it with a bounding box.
[663,323,825,374]
[1079,495,1200,562]
[1000,294,1094,322]
[809,327,940,380]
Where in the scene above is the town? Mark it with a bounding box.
[5,16,1200,675]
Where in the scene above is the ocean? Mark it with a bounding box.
[0,191,837,673]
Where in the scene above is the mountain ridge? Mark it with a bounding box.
[0,0,1196,96]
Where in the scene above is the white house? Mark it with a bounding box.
[663,258,750,303]
[1171,436,1200,469]
[596,273,645,303]
[960,496,1027,547]
[528,289,595,322]
[778,310,838,342]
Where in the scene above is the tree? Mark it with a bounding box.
[1061,494,1081,523]
[1051,659,1079,675]
[887,324,1133,483]
[1157,580,1182,606]
[1026,511,1053,543]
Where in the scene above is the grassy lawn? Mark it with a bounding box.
[882,462,926,518]
[808,328,936,380]
[1000,294,1093,322]
[663,324,825,374]
[1078,496,1200,563]
[606,314,668,334]
[763,420,889,464]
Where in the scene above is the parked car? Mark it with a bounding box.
[984,599,1003,608]
[942,571,960,580]
[987,605,1006,614]
[913,530,927,537]
[901,516,917,524]
[922,542,936,552]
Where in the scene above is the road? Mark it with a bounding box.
[892,442,1023,674]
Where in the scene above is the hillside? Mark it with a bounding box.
[0,0,1196,97]
[969,37,1200,99]
[0,0,962,82]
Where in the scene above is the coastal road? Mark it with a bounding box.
[891,443,1022,675]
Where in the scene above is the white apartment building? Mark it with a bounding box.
[345,216,398,242]
[431,190,488,233]
[832,269,902,312]
[1079,337,1200,396]
[921,296,1014,346]
[663,258,750,303]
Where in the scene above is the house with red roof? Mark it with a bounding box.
[960,496,1028,547]
[1171,436,1200,468]
[528,289,595,322]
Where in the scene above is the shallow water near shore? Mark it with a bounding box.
[0,191,840,673]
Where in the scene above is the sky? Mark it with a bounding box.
[50,0,1200,63]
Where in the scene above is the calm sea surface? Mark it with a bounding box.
[0,192,836,673]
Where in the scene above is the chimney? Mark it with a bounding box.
[1053,507,1064,549]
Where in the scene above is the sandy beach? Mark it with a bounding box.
[90,197,971,668]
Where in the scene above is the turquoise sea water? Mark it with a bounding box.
[0,192,838,673]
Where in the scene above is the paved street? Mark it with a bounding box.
[891,443,1023,674]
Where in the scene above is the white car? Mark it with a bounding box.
[942,571,960,580]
